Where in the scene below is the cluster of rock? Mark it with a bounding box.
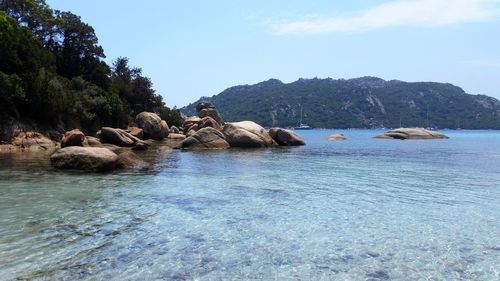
[179,102,305,150]
[375,128,449,140]
[50,112,174,172]
[43,103,306,172]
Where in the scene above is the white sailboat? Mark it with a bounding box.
[294,104,312,130]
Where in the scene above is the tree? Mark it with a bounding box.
[55,11,109,87]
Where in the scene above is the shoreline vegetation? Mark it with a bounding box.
[0,0,183,144]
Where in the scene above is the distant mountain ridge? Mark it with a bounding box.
[182,77,500,129]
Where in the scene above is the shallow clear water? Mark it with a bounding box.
[1,130,499,280]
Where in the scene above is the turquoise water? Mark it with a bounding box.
[0,130,499,280]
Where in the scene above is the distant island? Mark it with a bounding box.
[182,77,500,129]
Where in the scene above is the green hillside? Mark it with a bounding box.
[182,77,500,129]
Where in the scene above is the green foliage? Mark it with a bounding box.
[157,106,183,127]
[0,1,178,134]
[182,77,500,129]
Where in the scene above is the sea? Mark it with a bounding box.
[0,129,499,280]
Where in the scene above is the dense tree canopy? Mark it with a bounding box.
[183,77,500,129]
[0,0,181,135]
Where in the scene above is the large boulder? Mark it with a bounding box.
[99,127,139,147]
[84,136,102,147]
[61,129,85,147]
[269,128,305,146]
[182,116,201,133]
[196,102,223,125]
[135,112,169,140]
[222,121,277,148]
[11,132,56,151]
[116,151,150,170]
[181,127,230,150]
[127,127,144,139]
[50,147,118,172]
[375,128,449,140]
[197,116,222,130]
[170,125,180,134]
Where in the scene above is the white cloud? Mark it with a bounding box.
[271,0,500,35]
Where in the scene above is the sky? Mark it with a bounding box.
[47,0,500,108]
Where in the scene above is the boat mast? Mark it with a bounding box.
[299,104,303,126]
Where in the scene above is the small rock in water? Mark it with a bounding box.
[375,128,448,140]
[328,133,346,141]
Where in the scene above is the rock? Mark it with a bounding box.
[61,129,85,147]
[182,116,201,133]
[100,143,123,153]
[196,101,216,112]
[269,128,306,146]
[181,127,230,150]
[197,116,222,130]
[132,140,149,151]
[170,125,180,134]
[100,127,139,147]
[328,133,346,141]
[198,108,223,125]
[116,151,150,170]
[0,144,18,152]
[222,121,277,148]
[375,128,449,140]
[84,136,102,147]
[135,112,169,140]
[50,147,118,172]
[11,132,56,151]
[196,102,223,124]
[128,127,144,139]
[167,133,186,140]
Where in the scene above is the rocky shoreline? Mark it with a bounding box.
[0,103,306,172]
[0,102,451,172]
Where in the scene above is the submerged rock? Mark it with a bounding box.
[135,112,169,140]
[181,127,230,150]
[269,128,305,146]
[222,121,276,148]
[61,129,85,147]
[328,133,346,141]
[116,151,150,170]
[50,147,118,172]
[375,128,449,140]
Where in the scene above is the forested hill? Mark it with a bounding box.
[182,77,500,129]
[0,0,181,141]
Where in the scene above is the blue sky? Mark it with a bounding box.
[47,0,500,107]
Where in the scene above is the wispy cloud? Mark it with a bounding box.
[270,0,500,35]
